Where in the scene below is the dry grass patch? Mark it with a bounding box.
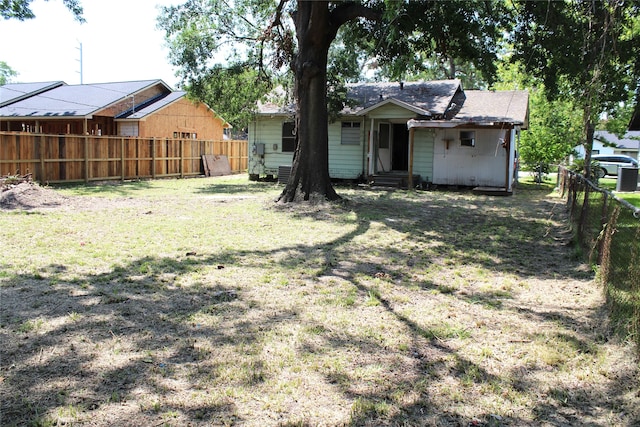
[0,176,638,426]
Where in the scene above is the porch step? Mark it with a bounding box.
[369,174,420,189]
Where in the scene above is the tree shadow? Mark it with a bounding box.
[1,185,637,426]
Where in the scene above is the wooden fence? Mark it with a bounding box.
[0,132,248,183]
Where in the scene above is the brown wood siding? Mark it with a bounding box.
[96,85,168,117]
[138,99,227,140]
[1,132,247,183]
[1,117,117,136]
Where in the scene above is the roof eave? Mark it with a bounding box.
[356,98,432,117]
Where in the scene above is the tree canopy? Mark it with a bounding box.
[0,61,17,85]
[510,0,640,175]
[1,0,84,21]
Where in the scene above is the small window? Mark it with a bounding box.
[460,131,475,147]
[341,121,361,145]
[282,122,296,152]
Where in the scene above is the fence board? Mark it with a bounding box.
[1,132,247,183]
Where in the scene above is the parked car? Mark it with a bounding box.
[592,154,639,177]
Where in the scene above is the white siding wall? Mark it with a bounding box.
[432,128,510,187]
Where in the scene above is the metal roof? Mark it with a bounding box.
[116,91,186,119]
[0,81,65,108]
[0,79,170,118]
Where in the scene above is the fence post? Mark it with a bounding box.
[152,137,156,179]
[120,138,125,182]
[180,139,184,178]
[39,135,45,183]
[84,135,89,183]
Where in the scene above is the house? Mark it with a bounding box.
[0,79,231,139]
[574,131,640,161]
[248,80,529,193]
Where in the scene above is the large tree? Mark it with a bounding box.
[159,0,508,202]
[510,0,640,177]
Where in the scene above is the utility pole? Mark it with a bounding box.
[76,41,83,84]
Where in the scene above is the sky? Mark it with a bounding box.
[0,0,186,88]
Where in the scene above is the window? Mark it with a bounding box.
[341,121,361,145]
[282,122,296,152]
[460,131,475,147]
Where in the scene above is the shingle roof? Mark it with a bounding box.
[594,131,640,150]
[347,80,463,116]
[0,80,169,118]
[455,90,529,126]
[256,80,528,128]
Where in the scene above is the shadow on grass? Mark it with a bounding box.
[1,185,637,426]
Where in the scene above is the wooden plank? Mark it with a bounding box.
[202,154,212,176]
[203,154,232,176]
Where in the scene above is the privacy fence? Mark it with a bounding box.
[0,132,248,183]
[558,166,639,351]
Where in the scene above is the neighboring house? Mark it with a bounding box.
[248,80,529,193]
[0,80,230,139]
[574,131,640,161]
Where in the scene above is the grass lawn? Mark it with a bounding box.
[598,177,640,207]
[1,176,638,426]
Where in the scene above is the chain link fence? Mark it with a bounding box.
[558,166,640,352]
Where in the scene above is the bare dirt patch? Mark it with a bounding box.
[0,180,638,427]
[1,182,71,210]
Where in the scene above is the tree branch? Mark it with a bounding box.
[330,2,381,29]
[327,2,381,43]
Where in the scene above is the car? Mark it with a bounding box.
[592,154,639,177]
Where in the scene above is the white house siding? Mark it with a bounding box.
[432,128,509,187]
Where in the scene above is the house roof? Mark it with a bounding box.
[256,80,528,128]
[0,79,172,119]
[347,80,463,117]
[116,91,232,129]
[454,90,529,126]
[116,91,186,119]
[0,81,65,108]
[594,130,640,150]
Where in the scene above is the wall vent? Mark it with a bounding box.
[278,165,292,184]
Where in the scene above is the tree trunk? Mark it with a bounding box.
[278,1,339,202]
